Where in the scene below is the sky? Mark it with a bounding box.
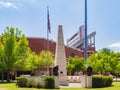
[0,0,120,52]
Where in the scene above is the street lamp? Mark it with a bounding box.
[85,0,88,62]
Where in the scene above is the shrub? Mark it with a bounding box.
[92,76,113,88]
[16,76,44,88]
[44,76,55,89]
[92,76,103,87]
[16,76,28,87]
[27,78,36,88]
[36,82,42,88]
[105,76,113,86]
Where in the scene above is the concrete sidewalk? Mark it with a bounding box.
[113,78,120,81]
[60,83,82,88]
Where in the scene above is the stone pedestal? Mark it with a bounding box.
[59,73,68,86]
[54,25,68,86]
[81,75,87,88]
[54,76,59,88]
[87,76,92,88]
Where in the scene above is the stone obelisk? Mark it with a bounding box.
[55,25,68,86]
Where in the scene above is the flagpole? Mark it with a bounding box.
[47,6,49,51]
[47,6,50,75]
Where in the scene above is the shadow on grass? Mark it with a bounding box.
[0,81,16,85]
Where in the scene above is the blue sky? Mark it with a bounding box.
[0,0,120,52]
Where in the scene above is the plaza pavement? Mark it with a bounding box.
[60,83,82,88]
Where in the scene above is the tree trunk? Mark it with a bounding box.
[116,74,118,81]
[69,71,72,75]
[7,71,10,82]
[1,72,4,83]
[15,71,17,79]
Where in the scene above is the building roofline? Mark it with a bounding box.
[27,37,45,39]
[27,36,83,52]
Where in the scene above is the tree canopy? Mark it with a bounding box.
[0,27,30,82]
[0,27,55,81]
[66,56,86,75]
[88,48,120,74]
[28,50,54,71]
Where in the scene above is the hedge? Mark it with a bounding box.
[16,76,54,89]
[16,76,28,87]
[44,76,55,89]
[92,76,113,88]
[16,76,42,88]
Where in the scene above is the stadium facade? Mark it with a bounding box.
[67,25,96,55]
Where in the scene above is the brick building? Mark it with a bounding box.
[28,37,95,58]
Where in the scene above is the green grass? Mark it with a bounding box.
[0,82,119,90]
[0,83,39,90]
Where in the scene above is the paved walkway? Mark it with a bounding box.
[113,78,120,81]
[60,83,82,88]
[0,88,7,90]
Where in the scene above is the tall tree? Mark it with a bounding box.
[99,48,111,55]
[66,57,75,74]
[1,27,30,82]
[37,50,54,69]
[67,56,86,75]
[27,50,54,75]
[27,52,39,71]
[14,34,30,71]
[88,48,120,75]
[73,57,86,72]
[0,36,6,82]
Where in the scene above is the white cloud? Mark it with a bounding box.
[0,1,17,9]
[107,42,120,52]
[108,42,120,48]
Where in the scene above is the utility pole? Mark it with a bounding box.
[85,0,88,62]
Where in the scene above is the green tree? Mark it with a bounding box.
[88,53,100,73]
[73,57,86,72]
[14,34,30,71]
[1,27,30,82]
[116,62,120,73]
[0,36,6,82]
[99,48,111,55]
[67,56,86,75]
[37,50,54,69]
[66,57,75,74]
[88,48,119,75]
[27,50,54,75]
[27,52,38,71]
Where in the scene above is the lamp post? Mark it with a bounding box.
[85,1,92,88]
[85,0,88,63]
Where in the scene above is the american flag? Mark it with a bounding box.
[47,6,51,33]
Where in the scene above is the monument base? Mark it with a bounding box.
[59,81,68,86]
[81,75,87,88]
[87,76,92,88]
[59,76,68,86]
[54,76,59,88]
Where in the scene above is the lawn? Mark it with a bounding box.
[0,82,120,90]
